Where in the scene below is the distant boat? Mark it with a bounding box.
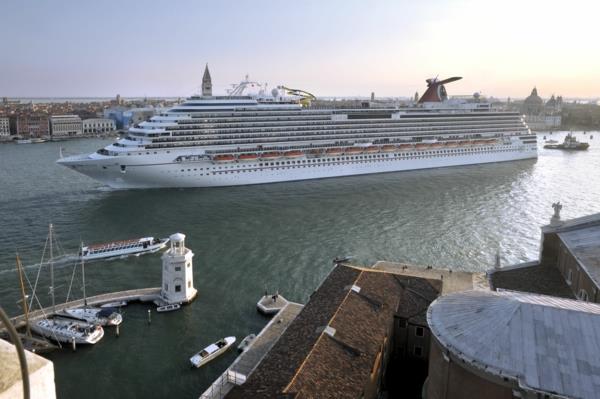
[101,301,127,308]
[79,236,169,261]
[16,139,32,144]
[544,133,589,150]
[31,138,47,143]
[156,303,180,312]
[544,139,558,144]
[190,336,236,368]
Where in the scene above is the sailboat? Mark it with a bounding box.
[28,224,105,345]
[61,244,123,326]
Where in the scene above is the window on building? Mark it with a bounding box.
[175,266,181,271]
[579,289,589,301]
[567,269,573,285]
[414,346,423,357]
[164,283,168,291]
[175,285,181,292]
[415,327,425,337]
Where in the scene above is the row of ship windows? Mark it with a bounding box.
[176,146,526,173]
[91,243,141,253]
[173,149,514,176]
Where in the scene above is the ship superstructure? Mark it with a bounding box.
[57,71,537,188]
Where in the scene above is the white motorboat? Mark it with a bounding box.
[61,307,122,326]
[190,336,236,368]
[156,303,181,312]
[30,317,104,345]
[101,301,127,308]
[79,236,169,261]
[237,334,256,352]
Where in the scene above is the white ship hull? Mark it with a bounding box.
[60,143,537,189]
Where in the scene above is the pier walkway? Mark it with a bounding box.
[4,287,160,331]
[199,302,303,399]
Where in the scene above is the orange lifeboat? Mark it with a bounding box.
[430,142,443,148]
[458,140,472,146]
[345,147,363,155]
[364,146,380,154]
[260,152,283,160]
[284,150,304,158]
[382,145,397,152]
[485,138,498,144]
[325,148,343,155]
[446,141,459,147]
[213,154,236,163]
[308,149,323,156]
[473,140,487,145]
[238,153,258,161]
[415,143,429,150]
[397,144,413,151]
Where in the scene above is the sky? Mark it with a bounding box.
[1,0,599,98]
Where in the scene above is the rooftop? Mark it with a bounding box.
[558,224,600,287]
[428,290,600,398]
[488,262,575,299]
[226,264,442,398]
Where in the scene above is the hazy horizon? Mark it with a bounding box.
[2,0,599,98]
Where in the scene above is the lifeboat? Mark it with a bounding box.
[397,144,413,151]
[382,145,397,152]
[260,152,282,161]
[429,142,443,148]
[213,154,236,163]
[446,141,459,147]
[485,138,498,144]
[473,140,487,145]
[415,143,429,149]
[344,147,363,155]
[364,146,380,154]
[458,140,472,146]
[308,149,323,156]
[238,153,258,162]
[325,148,343,155]
[284,150,304,158]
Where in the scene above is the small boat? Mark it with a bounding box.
[156,303,181,312]
[16,139,32,144]
[213,154,235,163]
[382,145,398,152]
[61,307,123,326]
[325,148,343,155]
[283,150,304,158]
[31,317,104,345]
[101,301,128,308]
[237,334,256,352]
[345,147,363,154]
[238,153,258,162]
[260,152,282,160]
[80,236,169,261]
[31,138,47,143]
[190,336,236,368]
[544,133,589,150]
[333,256,353,264]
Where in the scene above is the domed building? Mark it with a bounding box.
[521,87,544,115]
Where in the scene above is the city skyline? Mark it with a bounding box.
[2,0,599,98]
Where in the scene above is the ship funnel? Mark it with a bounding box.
[418,76,462,103]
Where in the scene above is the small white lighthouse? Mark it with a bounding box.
[160,233,197,305]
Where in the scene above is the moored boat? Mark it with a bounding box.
[157,303,181,312]
[237,334,256,352]
[61,307,122,326]
[31,317,104,345]
[80,236,169,261]
[190,336,236,368]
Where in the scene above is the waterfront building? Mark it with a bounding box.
[490,211,600,302]
[82,118,116,134]
[58,73,537,189]
[160,233,197,304]
[426,290,600,399]
[49,115,82,137]
[0,116,10,139]
[521,87,562,130]
[202,64,212,96]
[16,114,49,138]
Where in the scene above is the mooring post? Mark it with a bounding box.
[71,337,76,352]
[116,323,120,337]
[147,309,151,324]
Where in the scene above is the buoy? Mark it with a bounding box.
[147,309,151,324]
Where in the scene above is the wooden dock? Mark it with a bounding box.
[3,287,161,331]
[200,301,303,399]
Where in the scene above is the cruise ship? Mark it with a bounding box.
[57,68,537,189]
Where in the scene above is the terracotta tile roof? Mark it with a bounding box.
[227,265,441,398]
[489,263,574,299]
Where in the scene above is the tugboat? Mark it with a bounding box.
[544,133,589,150]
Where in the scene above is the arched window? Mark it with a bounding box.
[578,289,589,301]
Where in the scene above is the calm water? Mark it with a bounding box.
[0,132,599,398]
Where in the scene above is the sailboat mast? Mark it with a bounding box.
[16,254,31,337]
[49,224,55,312]
[81,242,87,306]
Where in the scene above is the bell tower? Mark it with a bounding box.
[202,64,212,97]
[160,233,197,304]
